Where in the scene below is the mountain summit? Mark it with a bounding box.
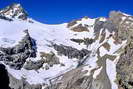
[0,3,28,20]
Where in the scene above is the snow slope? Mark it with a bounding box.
[0,17,96,84]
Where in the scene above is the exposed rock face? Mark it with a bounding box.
[94,16,118,34]
[0,3,28,20]
[70,24,89,32]
[109,11,133,89]
[107,11,133,89]
[0,30,37,70]
[52,43,91,59]
[0,15,13,21]
[51,67,91,89]
[116,42,133,89]
[9,73,42,89]
[109,11,133,41]
[40,51,60,67]
[67,20,78,28]
[46,60,112,89]
[0,64,11,89]
[23,60,44,70]
[67,17,92,32]
[70,38,94,47]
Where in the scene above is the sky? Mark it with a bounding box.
[0,0,133,24]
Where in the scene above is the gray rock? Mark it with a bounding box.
[0,30,37,70]
[0,64,11,89]
[24,60,44,70]
[94,18,118,34]
[9,73,42,89]
[52,44,91,60]
[116,42,133,89]
[40,51,60,67]
[103,20,118,33]
[0,3,28,20]
[94,18,105,33]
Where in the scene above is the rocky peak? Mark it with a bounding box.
[109,11,126,18]
[0,3,28,20]
[109,11,133,24]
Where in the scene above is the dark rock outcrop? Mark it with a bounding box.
[70,24,89,32]
[70,38,95,47]
[40,51,60,67]
[116,42,133,89]
[24,60,44,70]
[0,64,11,89]
[9,73,42,89]
[67,20,78,28]
[94,17,118,34]
[0,30,37,70]
[52,44,91,60]
[0,15,13,21]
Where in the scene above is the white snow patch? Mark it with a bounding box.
[121,16,127,21]
[99,36,127,57]
[99,17,106,21]
[83,53,99,76]
[77,18,95,26]
[93,66,103,79]
[122,13,131,16]
[106,59,118,89]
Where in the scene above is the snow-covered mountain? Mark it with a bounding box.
[0,3,133,89]
[0,3,27,20]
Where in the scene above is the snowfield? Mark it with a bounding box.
[0,18,96,84]
[0,13,127,89]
